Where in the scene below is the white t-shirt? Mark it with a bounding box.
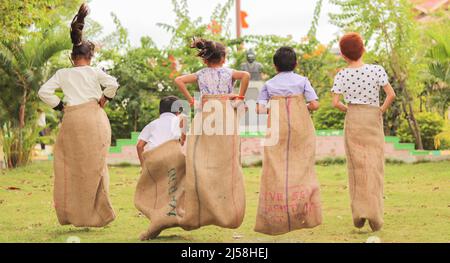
[138,113,182,152]
[331,64,389,107]
[39,66,119,108]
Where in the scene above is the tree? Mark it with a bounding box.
[0,30,71,167]
[0,30,71,128]
[99,0,238,141]
[158,0,236,83]
[0,0,82,41]
[99,0,340,139]
[397,112,444,150]
[0,1,83,167]
[420,21,450,117]
[103,36,170,138]
[330,0,425,149]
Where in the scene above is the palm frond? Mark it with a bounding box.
[31,32,71,68]
[0,49,16,76]
[1,40,28,69]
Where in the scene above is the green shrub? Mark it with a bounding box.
[313,98,345,130]
[0,122,40,168]
[434,124,450,150]
[110,162,139,168]
[316,157,347,166]
[385,158,406,165]
[242,160,263,168]
[397,112,445,150]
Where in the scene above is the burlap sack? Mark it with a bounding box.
[344,104,384,231]
[135,140,186,240]
[255,95,322,235]
[181,95,246,230]
[53,101,115,227]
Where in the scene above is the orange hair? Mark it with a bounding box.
[339,32,365,61]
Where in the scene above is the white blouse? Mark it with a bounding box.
[39,66,119,108]
[331,64,389,107]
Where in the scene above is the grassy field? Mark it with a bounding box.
[0,161,449,243]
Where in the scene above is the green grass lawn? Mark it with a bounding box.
[0,161,449,243]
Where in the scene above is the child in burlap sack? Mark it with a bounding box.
[136,96,186,165]
[38,3,119,227]
[331,32,396,232]
[255,47,322,235]
[135,96,187,240]
[175,38,250,104]
[173,38,250,231]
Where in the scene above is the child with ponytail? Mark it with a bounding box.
[175,38,250,104]
[38,3,118,227]
[147,39,250,239]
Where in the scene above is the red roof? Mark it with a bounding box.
[412,0,448,14]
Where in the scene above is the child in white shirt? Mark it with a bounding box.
[136,96,185,166]
[38,3,118,228]
[39,66,118,110]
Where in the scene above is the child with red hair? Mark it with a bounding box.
[331,32,396,232]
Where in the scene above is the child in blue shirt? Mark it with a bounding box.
[257,47,319,112]
[254,46,322,235]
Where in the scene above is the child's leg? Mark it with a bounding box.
[354,218,366,228]
[140,225,163,240]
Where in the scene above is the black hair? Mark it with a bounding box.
[273,46,297,72]
[191,38,226,64]
[159,96,181,114]
[70,3,95,60]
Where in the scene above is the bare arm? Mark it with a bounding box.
[380,83,396,113]
[136,140,147,167]
[332,93,348,113]
[175,74,198,105]
[232,70,250,97]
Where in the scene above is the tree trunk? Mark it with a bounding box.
[399,81,424,150]
[19,89,27,129]
[13,88,29,168]
[419,96,423,112]
[404,101,423,150]
[387,102,401,136]
[133,110,138,132]
[19,104,25,128]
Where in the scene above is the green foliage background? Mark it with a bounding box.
[397,112,445,150]
[1,0,450,168]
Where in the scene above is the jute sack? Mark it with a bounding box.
[53,101,115,227]
[255,95,322,235]
[180,95,246,230]
[135,140,186,240]
[344,104,384,231]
